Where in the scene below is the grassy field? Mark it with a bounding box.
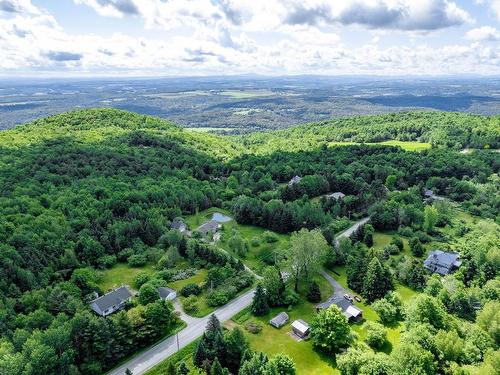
[97,263,156,291]
[326,140,431,152]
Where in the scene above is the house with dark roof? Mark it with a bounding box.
[171,218,187,233]
[90,286,132,317]
[196,219,221,235]
[158,286,177,301]
[317,296,363,322]
[269,312,289,329]
[424,250,462,275]
[288,175,302,186]
[327,192,346,201]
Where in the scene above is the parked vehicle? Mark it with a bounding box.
[354,295,362,302]
[343,294,353,302]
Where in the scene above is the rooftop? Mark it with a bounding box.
[91,286,132,312]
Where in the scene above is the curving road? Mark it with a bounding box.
[107,289,255,375]
[108,218,369,375]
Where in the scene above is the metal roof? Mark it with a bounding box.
[291,319,309,334]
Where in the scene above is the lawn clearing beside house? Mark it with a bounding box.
[97,263,156,292]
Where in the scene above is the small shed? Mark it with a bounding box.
[158,286,176,301]
[270,312,289,329]
[291,319,310,338]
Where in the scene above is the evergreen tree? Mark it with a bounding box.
[407,261,427,290]
[239,352,269,375]
[251,284,270,316]
[225,327,249,373]
[363,257,393,302]
[177,361,189,375]
[306,281,321,303]
[165,361,177,375]
[210,357,229,375]
[125,369,133,375]
[346,244,369,293]
[193,339,208,368]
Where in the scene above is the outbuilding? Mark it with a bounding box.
[270,312,289,328]
[291,319,310,338]
[158,286,177,301]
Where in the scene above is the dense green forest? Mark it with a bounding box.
[0,108,498,375]
[237,112,500,153]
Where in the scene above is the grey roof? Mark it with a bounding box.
[197,219,220,234]
[270,312,289,327]
[328,192,346,200]
[289,176,302,185]
[424,250,461,275]
[291,319,310,334]
[424,189,434,197]
[158,286,176,299]
[317,296,362,320]
[171,218,186,231]
[91,286,132,313]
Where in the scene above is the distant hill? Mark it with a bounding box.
[236,112,500,154]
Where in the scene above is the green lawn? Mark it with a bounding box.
[97,263,156,291]
[326,140,431,152]
[232,278,337,375]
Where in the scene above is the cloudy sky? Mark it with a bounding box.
[0,0,499,77]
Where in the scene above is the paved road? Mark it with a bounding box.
[108,289,255,375]
[108,218,368,375]
[334,217,370,246]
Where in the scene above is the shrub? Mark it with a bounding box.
[134,272,151,288]
[96,255,116,269]
[262,231,279,243]
[390,237,404,251]
[282,290,299,306]
[180,283,202,297]
[128,254,147,267]
[171,268,197,281]
[182,295,199,314]
[307,282,322,303]
[364,322,388,349]
[117,247,134,262]
[250,238,261,247]
[398,226,413,237]
[206,286,237,307]
[245,321,263,334]
[384,244,400,256]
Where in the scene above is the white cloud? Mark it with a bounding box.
[284,0,472,31]
[466,26,500,41]
[475,0,500,21]
[0,0,498,76]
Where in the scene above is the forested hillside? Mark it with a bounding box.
[0,108,498,375]
[237,112,500,154]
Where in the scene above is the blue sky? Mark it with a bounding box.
[1,0,499,76]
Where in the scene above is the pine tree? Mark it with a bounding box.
[225,327,249,373]
[251,284,269,316]
[177,361,189,375]
[193,339,208,368]
[306,281,321,303]
[346,244,369,293]
[363,257,393,302]
[210,357,229,375]
[206,314,222,336]
[165,361,177,375]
